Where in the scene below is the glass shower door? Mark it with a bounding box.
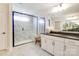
[38,18,45,34]
[13,12,38,46]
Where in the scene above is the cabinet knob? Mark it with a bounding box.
[2,32,6,34]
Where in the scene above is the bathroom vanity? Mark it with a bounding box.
[41,31,79,56]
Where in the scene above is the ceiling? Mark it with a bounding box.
[19,3,59,11]
[13,3,60,16]
[13,3,79,19]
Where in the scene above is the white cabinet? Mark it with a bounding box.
[41,35,54,54]
[54,37,64,56]
[41,34,79,56]
[46,36,54,54]
[70,40,79,56]
[41,35,65,56]
[64,39,71,56]
[65,39,79,56]
[75,46,79,56]
[64,44,71,56]
[70,45,77,56]
[41,35,47,51]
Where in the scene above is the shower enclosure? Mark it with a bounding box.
[12,11,45,46]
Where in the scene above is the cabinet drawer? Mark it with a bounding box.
[64,44,71,56]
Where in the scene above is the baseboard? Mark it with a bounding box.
[0,49,9,55]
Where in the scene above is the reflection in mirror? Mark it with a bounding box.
[63,20,79,32]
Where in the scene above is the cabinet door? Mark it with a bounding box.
[41,35,47,50]
[64,39,71,56]
[70,45,77,56]
[76,46,79,56]
[54,37,64,56]
[70,40,79,56]
[46,36,54,54]
[64,44,71,56]
[65,39,78,56]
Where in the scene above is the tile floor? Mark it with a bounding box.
[3,42,51,56]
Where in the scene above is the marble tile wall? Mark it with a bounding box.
[14,17,37,44]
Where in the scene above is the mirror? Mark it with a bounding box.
[54,19,79,32]
[62,19,79,32]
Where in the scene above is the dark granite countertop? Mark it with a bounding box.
[41,31,79,41]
